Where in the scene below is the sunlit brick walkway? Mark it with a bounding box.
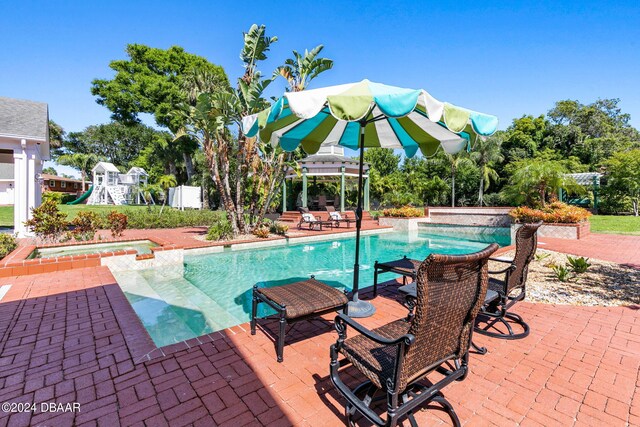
[1,266,639,426]
[540,234,640,269]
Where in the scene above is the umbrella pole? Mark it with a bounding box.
[348,121,376,318]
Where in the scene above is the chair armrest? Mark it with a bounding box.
[488,258,516,275]
[334,313,415,346]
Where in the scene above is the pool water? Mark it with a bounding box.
[31,240,156,259]
[114,231,509,347]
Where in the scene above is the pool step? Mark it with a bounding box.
[139,269,242,335]
[114,270,202,346]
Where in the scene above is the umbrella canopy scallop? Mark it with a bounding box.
[242,79,498,158]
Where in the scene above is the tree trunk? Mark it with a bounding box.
[478,177,484,206]
[451,164,455,207]
[633,199,639,216]
[81,172,86,193]
[169,160,178,178]
[183,152,195,183]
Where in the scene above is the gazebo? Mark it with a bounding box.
[282,145,370,212]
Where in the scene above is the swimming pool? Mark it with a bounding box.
[114,230,509,347]
[29,240,156,259]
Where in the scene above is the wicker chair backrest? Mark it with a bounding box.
[507,221,542,294]
[399,243,498,391]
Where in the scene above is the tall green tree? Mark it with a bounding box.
[91,44,229,181]
[48,120,65,149]
[471,135,504,206]
[56,153,101,191]
[181,25,277,235]
[604,149,640,216]
[363,149,400,176]
[63,122,162,168]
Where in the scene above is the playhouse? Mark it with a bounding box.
[87,162,152,205]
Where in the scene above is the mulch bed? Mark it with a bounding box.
[492,250,640,306]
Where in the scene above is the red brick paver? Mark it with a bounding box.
[540,234,640,269]
[1,259,639,425]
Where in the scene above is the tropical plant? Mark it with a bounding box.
[252,224,270,238]
[567,256,591,274]
[274,45,333,92]
[0,234,17,260]
[471,135,504,206]
[56,152,101,191]
[42,191,64,204]
[270,221,289,235]
[550,264,571,282]
[509,202,591,224]
[106,211,128,237]
[206,217,233,241]
[535,252,550,262]
[502,158,583,207]
[24,199,68,242]
[71,211,102,241]
[382,206,424,218]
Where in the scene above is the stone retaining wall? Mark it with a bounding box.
[511,221,590,240]
[426,207,512,227]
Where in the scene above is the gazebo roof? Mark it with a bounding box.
[287,146,369,179]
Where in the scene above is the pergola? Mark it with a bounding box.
[561,172,603,212]
[282,146,370,212]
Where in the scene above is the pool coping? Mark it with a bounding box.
[0,237,175,278]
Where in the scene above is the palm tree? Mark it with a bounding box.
[445,153,474,207]
[274,45,333,92]
[156,174,177,214]
[503,159,583,207]
[56,153,100,191]
[471,136,504,206]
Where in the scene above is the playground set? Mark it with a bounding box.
[72,162,153,206]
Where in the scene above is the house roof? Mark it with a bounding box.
[0,97,49,141]
[92,162,120,173]
[42,174,87,184]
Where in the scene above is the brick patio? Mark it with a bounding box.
[0,233,639,426]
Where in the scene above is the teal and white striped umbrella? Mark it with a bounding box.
[242,79,498,157]
[242,79,498,317]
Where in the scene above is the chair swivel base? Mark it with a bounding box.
[475,312,530,340]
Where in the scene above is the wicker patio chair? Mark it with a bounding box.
[474,221,542,340]
[326,206,354,228]
[330,244,498,427]
[251,276,348,362]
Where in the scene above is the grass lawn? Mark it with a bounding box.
[590,215,640,235]
[0,205,147,228]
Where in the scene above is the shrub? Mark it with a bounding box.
[42,191,63,204]
[270,221,289,235]
[71,211,102,241]
[567,255,591,274]
[253,226,270,239]
[0,234,17,260]
[106,211,128,238]
[206,218,233,241]
[509,202,591,224]
[382,206,424,218]
[24,199,68,241]
[550,264,571,282]
[121,207,226,229]
[61,194,77,204]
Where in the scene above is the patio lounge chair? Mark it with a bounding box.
[330,244,498,427]
[474,221,543,340]
[251,276,348,362]
[297,207,334,231]
[325,206,354,228]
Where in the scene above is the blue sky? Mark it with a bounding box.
[1,0,639,174]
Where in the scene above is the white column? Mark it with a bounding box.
[13,142,27,236]
[27,147,36,215]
